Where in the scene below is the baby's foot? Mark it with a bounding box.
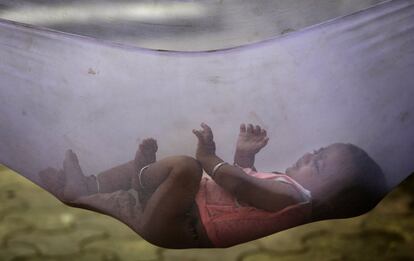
[39,168,65,201]
[234,124,269,168]
[193,123,216,161]
[134,138,157,171]
[62,150,90,202]
[132,138,158,207]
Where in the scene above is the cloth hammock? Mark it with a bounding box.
[0,0,413,189]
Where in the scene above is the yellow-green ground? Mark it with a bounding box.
[1,165,414,261]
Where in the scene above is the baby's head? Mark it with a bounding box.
[285,143,387,221]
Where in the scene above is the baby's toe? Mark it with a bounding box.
[63,150,82,175]
[141,138,157,153]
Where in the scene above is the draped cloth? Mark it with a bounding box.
[0,0,413,189]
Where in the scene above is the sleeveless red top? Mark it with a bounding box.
[195,168,312,248]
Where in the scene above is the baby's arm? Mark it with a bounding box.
[203,153,302,212]
[194,123,302,212]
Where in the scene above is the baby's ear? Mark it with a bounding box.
[333,185,379,218]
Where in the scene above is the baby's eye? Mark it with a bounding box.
[313,160,318,170]
[317,160,323,171]
[314,159,322,173]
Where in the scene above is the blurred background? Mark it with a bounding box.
[0,0,385,51]
[1,164,414,261]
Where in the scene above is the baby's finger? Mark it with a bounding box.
[255,125,261,135]
[247,124,254,134]
[262,137,270,146]
[240,123,246,133]
[261,129,267,137]
[193,129,203,140]
[201,123,213,138]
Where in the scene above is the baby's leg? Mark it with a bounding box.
[39,158,143,234]
[96,138,158,193]
[39,139,158,202]
[72,190,142,233]
[136,156,203,248]
[41,140,203,248]
[76,155,205,248]
[39,167,65,201]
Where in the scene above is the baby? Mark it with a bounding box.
[39,123,388,248]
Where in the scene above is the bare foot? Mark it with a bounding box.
[39,168,65,201]
[62,150,90,202]
[132,138,158,208]
[234,123,269,168]
[134,138,157,171]
[193,122,216,162]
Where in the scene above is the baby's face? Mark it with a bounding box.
[285,143,355,197]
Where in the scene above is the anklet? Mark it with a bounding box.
[138,165,151,189]
[233,163,243,169]
[94,175,100,193]
[211,162,228,178]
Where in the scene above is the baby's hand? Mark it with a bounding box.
[193,123,216,160]
[236,123,269,155]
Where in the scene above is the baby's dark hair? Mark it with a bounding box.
[323,143,387,219]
